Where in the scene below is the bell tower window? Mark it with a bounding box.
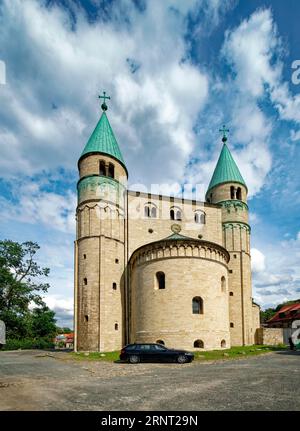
[230,186,235,199]
[108,163,115,178]
[100,160,106,176]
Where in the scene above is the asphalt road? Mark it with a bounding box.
[0,349,299,411]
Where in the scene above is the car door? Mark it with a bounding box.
[138,344,153,362]
[152,344,170,362]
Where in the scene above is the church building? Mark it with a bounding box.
[74,95,260,352]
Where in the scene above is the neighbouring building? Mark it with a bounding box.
[54,333,74,349]
[267,303,300,328]
[74,96,260,352]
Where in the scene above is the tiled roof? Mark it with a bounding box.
[81,111,125,165]
[207,143,246,193]
[267,303,300,323]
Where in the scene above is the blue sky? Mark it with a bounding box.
[0,0,300,326]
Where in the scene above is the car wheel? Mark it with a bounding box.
[129,354,140,364]
[177,354,187,364]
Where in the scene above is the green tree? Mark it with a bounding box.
[56,326,72,334]
[260,308,276,323]
[0,240,50,338]
[30,306,57,339]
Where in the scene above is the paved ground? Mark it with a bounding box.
[0,349,299,410]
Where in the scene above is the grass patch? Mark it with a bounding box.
[68,344,287,362]
[70,351,120,361]
[194,344,287,361]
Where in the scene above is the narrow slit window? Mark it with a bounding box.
[156,272,165,290]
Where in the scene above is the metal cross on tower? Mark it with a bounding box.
[219,125,229,143]
[99,91,111,111]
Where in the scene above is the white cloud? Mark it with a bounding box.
[222,9,281,98]
[252,232,300,308]
[0,0,211,186]
[251,248,266,273]
[290,129,300,142]
[44,294,73,328]
[0,178,76,234]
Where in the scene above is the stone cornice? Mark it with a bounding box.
[222,221,251,233]
[130,237,230,267]
[218,200,248,211]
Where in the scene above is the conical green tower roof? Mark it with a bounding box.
[207,143,246,194]
[81,111,125,165]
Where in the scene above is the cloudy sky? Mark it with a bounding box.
[0,0,299,327]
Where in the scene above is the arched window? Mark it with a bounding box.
[170,207,182,221]
[229,292,234,296]
[194,211,206,224]
[151,206,157,218]
[84,315,89,322]
[115,323,118,331]
[108,163,115,178]
[192,297,203,314]
[230,322,234,328]
[230,186,235,199]
[100,160,106,176]
[221,339,226,348]
[194,339,204,348]
[221,276,226,292]
[156,272,165,290]
[236,187,242,200]
[83,278,87,285]
[156,340,165,345]
[144,203,157,218]
[112,282,117,290]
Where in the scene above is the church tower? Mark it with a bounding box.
[74,93,127,352]
[205,127,254,345]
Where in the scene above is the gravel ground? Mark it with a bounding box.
[0,349,299,411]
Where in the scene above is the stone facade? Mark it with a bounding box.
[130,238,230,350]
[74,120,261,352]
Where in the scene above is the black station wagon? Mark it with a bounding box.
[120,343,194,364]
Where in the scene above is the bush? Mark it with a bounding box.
[3,338,54,351]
